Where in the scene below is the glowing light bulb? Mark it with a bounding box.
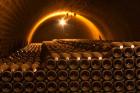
[120,45,123,49]
[88,57,91,60]
[59,18,67,26]
[77,57,80,60]
[131,45,135,48]
[99,57,102,60]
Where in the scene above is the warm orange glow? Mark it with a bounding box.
[59,18,67,26]
[27,11,105,44]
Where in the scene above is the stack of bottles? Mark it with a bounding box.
[0,40,140,92]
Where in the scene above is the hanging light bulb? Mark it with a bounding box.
[59,18,67,27]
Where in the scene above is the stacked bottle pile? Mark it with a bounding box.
[0,43,42,93]
[0,40,140,92]
[1,57,140,92]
